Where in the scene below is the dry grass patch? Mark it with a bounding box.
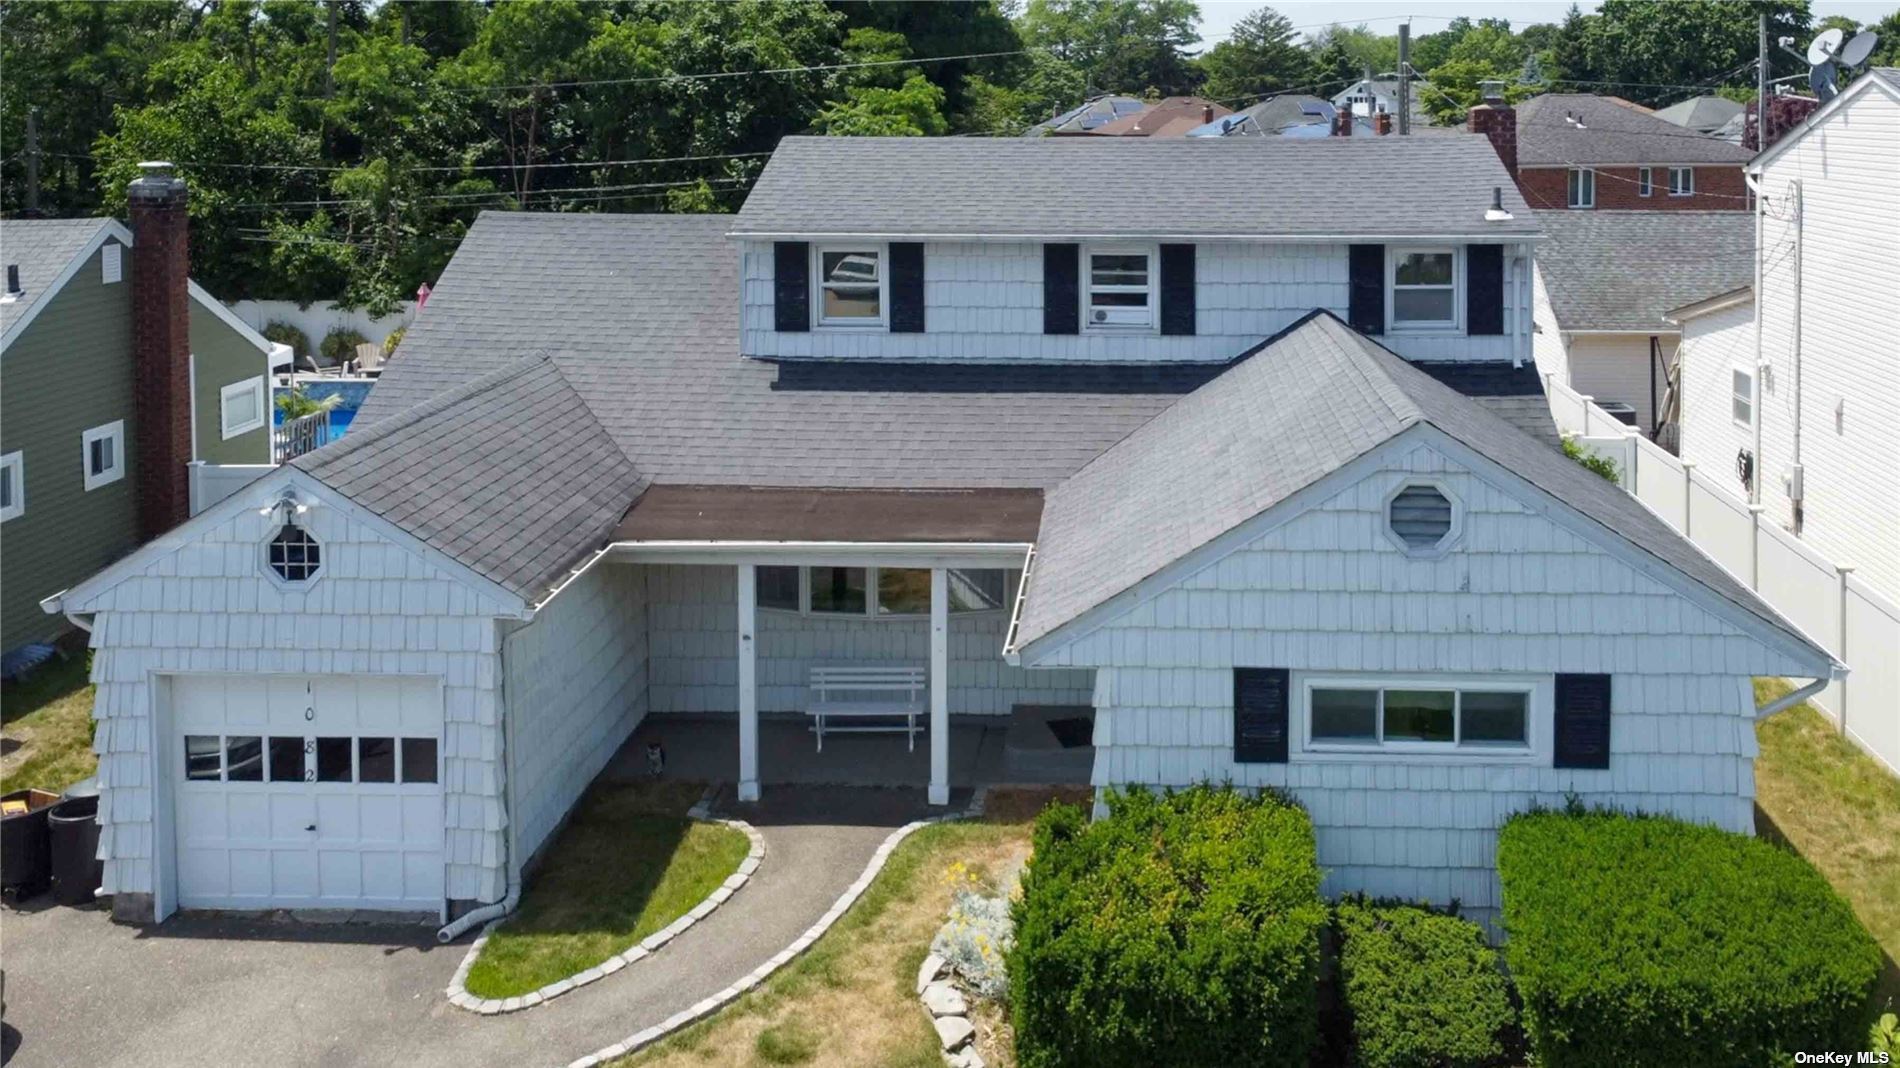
[615,793,1077,1068]
[1,653,97,792]
[1754,679,1900,1004]
[464,779,749,999]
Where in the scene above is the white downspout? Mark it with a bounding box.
[1755,674,1836,719]
[1788,178,1805,532]
[437,618,525,942]
[1745,170,1765,505]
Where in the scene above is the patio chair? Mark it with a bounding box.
[351,342,383,377]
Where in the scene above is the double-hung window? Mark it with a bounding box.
[0,451,23,522]
[81,420,125,491]
[1637,167,1653,197]
[1389,248,1459,329]
[1567,167,1595,209]
[221,376,267,439]
[1304,677,1534,753]
[1732,366,1756,428]
[1084,245,1155,330]
[814,245,885,327]
[760,566,1015,617]
[1668,167,1694,197]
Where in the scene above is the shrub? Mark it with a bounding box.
[931,860,1014,1000]
[319,326,369,366]
[1333,897,1515,1068]
[261,320,311,360]
[1561,435,1620,484]
[1497,808,1880,1068]
[1009,785,1325,1068]
[380,324,406,358]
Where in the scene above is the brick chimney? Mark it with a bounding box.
[1468,91,1518,183]
[1374,111,1393,136]
[1333,102,1353,136]
[128,162,193,540]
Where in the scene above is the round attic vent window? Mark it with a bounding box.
[1389,484,1454,550]
[268,522,322,582]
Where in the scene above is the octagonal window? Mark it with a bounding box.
[267,522,322,582]
[1389,484,1453,550]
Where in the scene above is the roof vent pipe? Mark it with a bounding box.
[4,264,19,298]
[1485,186,1515,221]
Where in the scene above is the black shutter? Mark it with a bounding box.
[1159,243,1196,336]
[774,241,810,333]
[1348,244,1384,335]
[1233,668,1290,764]
[1467,244,1505,336]
[1554,674,1613,769]
[1043,243,1079,335]
[889,242,925,333]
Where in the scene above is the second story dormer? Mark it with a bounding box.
[730,136,1540,366]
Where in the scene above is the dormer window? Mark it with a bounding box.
[268,522,321,582]
[1085,245,1155,330]
[1389,248,1460,331]
[814,245,885,327]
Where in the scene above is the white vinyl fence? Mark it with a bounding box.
[187,461,273,516]
[227,299,414,352]
[1547,376,1900,777]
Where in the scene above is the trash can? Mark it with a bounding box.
[1,788,59,901]
[49,778,103,907]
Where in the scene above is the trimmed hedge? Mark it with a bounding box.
[319,326,369,366]
[1009,785,1325,1068]
[1498,809,1880,1067]
[261,320,310,359]
[1334,898,1515,1068]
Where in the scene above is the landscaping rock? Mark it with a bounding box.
[916,952,949,994]
[945,1049,986,1068]
[933,1014,975,1052]
[922,981,968,1017]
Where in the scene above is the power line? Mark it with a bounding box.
[454,48,1033,94]
[219,175,754,212]
[46,147,773,175]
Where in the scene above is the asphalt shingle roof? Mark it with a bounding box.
[730,136,1538,239]
[0,218,111,336]
[1014,311,1827,668]
[1534,210,1753,331]
[1516,94,1754,166]
[1653,95,1745,134]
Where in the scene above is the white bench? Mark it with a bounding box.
[806,664,928,752]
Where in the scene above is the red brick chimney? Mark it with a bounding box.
[1468,101,1518,184]
[128,162,193,539]
[1333,102,1353,136]
[1374,111,1393,136]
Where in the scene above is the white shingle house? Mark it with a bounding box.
[46,136,1836,927]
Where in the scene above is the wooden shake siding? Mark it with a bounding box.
[503,561,649,864]
[75,501,516,904]
[1031,441,1816,919]
[739,240,1529,364]
[644,564,1094,715]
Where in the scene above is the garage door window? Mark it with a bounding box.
[401,737,438,784]
[358,738,396,783]
[189,732,438,784]
[316,737,352,781]
[269,737,306,782]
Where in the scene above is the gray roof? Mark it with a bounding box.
[1652,96,1745,135]
[1014,311,1827,667]
[1517,94,1754,166]
[295,353,645,602]
[730,136,1539,239]
[1873,67,1900,92]
[0,218,111,336]
[1534,211,1753,331]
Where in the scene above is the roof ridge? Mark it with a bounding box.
[546,349,651,476]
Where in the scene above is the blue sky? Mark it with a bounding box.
[1196,1,1900,45]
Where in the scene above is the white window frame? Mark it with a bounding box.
[81,420,125,491]
[760,566,1017,619]
[1294,672,1548,762]
[102,243,123,284]
[219,376,268,439]
[1386,247,1462,333]
[1668,166,1694,197]
[1082,243,1158,333]
[1636,166,1653,197]
[1567,167,1595,209]
[811,243,888,329]
[1732,365,1756,429]
[0,450,23,522]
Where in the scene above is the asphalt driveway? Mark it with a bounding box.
[0,785,942,1068]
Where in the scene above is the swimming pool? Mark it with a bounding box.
[273,378,371,446]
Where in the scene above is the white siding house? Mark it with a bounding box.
[1676,70,1900,604]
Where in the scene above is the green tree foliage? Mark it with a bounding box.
[1019,0,1203,97]
[1309,23,1397,83]
[1197,7,1315,103]
[1547,1,1815,107]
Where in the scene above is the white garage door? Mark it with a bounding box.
[171,674,445,912]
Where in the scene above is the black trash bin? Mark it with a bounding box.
[1,788,59,901]
[49,778,103,907]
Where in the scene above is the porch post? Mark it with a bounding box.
[929,567,950,806]
[737,564,760,802]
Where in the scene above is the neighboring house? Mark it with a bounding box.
[1671,68,1900,605]
[1188,94,1336,137]
[1530,211,1753,435]
[1025,94,1147,136]
[44,137,1834,930]
[1654,95,1745,136]
[1483,93,1754,211]
[1075,96,1232,137]
[1,166,288,658]
[1332,77,1435,131]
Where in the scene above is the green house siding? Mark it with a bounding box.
[1,243,139,649]
[191,300,272,465]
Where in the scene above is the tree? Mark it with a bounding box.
[1197,6,1314,103]
[1019,0,1204,96]
[1307,23,1397,86]
[1870,10,1900,67]
[959,50,1088,134]
[1548,0,1814,107]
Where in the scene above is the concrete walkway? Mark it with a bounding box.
[0,785,949,1068]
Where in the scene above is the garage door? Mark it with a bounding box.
[171,675,445,912]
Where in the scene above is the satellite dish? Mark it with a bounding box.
[1839,30,1879,68]
[1811,61,1840,101]
[1806,27,1845,65]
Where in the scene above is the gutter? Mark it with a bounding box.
[1754,673,1839,718]
[725,231,1549,245]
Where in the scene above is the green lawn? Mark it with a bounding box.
[462,779,752,1000]
[1755,679,1900,1006]
[1,653,98,792]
